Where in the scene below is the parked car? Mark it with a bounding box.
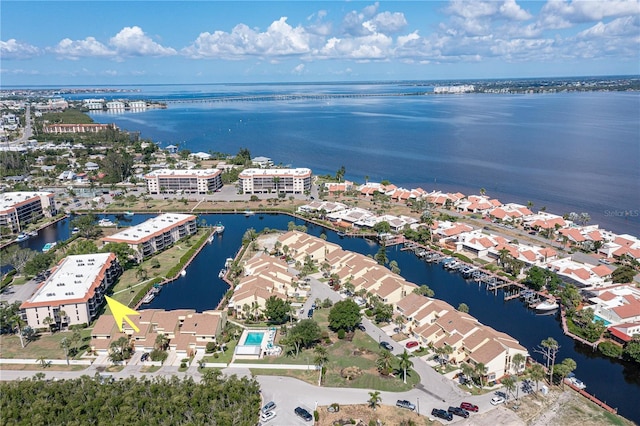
[294,406,313,422]
[405,341,419,349]
[260,410,276,423]
[460,402,479,412]
[431,408,453,421]
[396,400,416,411]
[261,401,276,414]
[307,309,314,318]
[140,352,149,362]
[447,406,469,418]
[490,396,506,405]
[379,341,393,351]
[356,323,366,332]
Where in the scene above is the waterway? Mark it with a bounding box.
[3,213,638,421]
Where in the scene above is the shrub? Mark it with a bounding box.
[149,349,168,363]
[180,362,187,369]
[314,410,319,422]
[206,342,217,353]
[364,309,373,317]
[598,341,623,358]
[337,329,346,339]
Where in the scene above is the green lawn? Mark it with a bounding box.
[202,340,238,364]
[0,328,93,360]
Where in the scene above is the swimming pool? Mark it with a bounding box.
[593,315,612,326]
[244,331,265,346]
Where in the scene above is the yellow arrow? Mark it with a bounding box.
[105,296,140,333]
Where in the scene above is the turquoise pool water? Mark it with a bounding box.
[244,332,265,346]
[593,315,611,326]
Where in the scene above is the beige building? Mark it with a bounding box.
[91,309,226,357]
[43,123,116,134]
[100,213,197,262]
[238,168,312,194]
[0,191,57,233]
[144,168,223,194]
[20,253,122,330]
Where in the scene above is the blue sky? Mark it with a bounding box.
[1,1,639,86]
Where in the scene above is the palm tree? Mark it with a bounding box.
[36,356,49,369]
[376,351,393,375]
[43,316,54,334]
[527,363,545,393]
[397,350,413,384]
[502,375,516,401]
[368,391,381,411]
[60,337,70,365]
[474,362,488,388]
[512,353,526,374]
[314,346,329,386]
[10,313,26,348]
[460,362,475,385]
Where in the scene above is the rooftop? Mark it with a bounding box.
[101,213,196,244]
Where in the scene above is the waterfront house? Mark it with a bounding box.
[21,253,122,330]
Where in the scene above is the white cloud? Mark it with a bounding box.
[368,11,408,34]
[447,1,499,19]
[500,0,532,21]
[578,15,640,38]
[184,17,311,59]
[0,39,40,59]
[538,0,640,29]
[317,33,393,60]
[292,63,305,74]
[109,26,177,57]
[52,37,114,60]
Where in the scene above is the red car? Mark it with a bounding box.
[460,402,479,412]
[405,341,419,349]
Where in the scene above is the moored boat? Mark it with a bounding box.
[141,293,155,304]
[14,233,29,242]
[27,230,38,237]
[124,211,134,217]
[98,218,114,227]
[214,222,225,234]
[42,242,57,252]
[534,298,559,311]
[218,269,226,278]
[244,210,255,216]
[72,227,79,234]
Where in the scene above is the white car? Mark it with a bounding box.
[490,396,506,405]
[260,410,277,423]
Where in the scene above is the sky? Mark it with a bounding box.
[1,0,639,86]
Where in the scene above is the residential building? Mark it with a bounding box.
[238,168,312,194]
[106,100,125,110]
[91,309,226,356]
[251,156,273,168]
[82,99,104,110]
[20,253,122,329]
[100,213,198,262]
[0,191,57,233]
[144,168,223,194]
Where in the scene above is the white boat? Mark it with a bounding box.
[218,269,226,278]
[98,218,114,227]
[124,211,134,217]
[214,222,225,234]
[244,210,255,216]
[141,293,155,304]
[42,242,57,252]
[72,227,79,234]
[180,270,186,277]
[14,233,29,242]
[27,230,38,237]
[535,299,559,311]
[566,373,586,389]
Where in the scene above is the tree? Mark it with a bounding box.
[71,213,100,239]
[372,302,393,324]
[264,296,291,325]
[554,358,576,388]
[457,303,469,313]
[501,375,516,400]
[101,242,135,269]
[397,350,413,384]
[460,362,475,385]
[526,363,546,393]
[101,150,133,183]
[389,260,401,275]
[474,362,488,388]
[155,334,169,351]
[623,336,640,363]
[282,319,321,358]
[368,391,381,411]
[60,337,70,365]
[512,353,526,374]
[42,316,54,334]
[536,337,560,384]
[413,285,435,297]
[328,299,362,332]
[612,266,636,284]
[373,221,391,234]
[109,336,132,363]
[376,350,393,375]
[0,246,35,274]
[335,165,346,182]
[314,345,329,386]
[374,245,388,265]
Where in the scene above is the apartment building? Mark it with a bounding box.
[144,168,223,194]
[42,123,117,134]
[20,253,122,329]
[100,213,197,262]
[238,168,312,194]
[0,191,57,233]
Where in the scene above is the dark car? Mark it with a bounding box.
[294,406,313,422]
[448,406,469,418]
[379,341,393,351]
[396,400,416,411]
[307,309,314,318]
[431,408,453,421]
[356,323,366,332]
[460,402,479,412]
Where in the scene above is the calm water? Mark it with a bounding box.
[86,83,640,236]
[5,213,639,421]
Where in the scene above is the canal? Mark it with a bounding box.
[5,213,638,422]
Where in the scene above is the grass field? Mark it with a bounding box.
[0,328,93,360]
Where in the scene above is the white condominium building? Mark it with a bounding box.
[20,253,122,329]
[100,213,198,262]
[0,192,57,233]
[145,168,223,194]
[238,168,312,194]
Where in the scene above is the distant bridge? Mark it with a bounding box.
[158,92,426,104]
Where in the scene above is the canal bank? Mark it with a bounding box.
[5,212,638,422]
